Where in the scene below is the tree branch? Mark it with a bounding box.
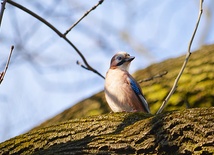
[156,0,204,114]
[0,45,14,84]
[0,107,213,154]
[7,0,105,79]
[64,0,104,36]
[0,0,7,27]
[138,71,168,83]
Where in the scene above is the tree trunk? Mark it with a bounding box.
[0,107,213,154]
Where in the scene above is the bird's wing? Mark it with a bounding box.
[128,75,150,113]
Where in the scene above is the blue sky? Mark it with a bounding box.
[0,0,213,142]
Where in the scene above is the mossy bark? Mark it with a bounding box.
[0,107,213,154]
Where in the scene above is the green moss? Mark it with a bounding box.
[193,73,209,82]
[179,73,192,83]
[148,89,168,101]
[145,84,168,101]
[169,93,183,105]
[87,109,103,116]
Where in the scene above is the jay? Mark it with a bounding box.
[104,52,150,113]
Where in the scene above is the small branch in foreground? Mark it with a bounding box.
[64,0,104,36]
[138,71,168,83]
[156,0,204,114]
[7,0,105,79]
[0,45,14,84]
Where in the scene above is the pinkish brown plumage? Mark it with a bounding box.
[104,52,150,113]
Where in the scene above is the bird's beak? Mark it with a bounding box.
[125,56,135,62]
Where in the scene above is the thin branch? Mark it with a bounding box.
[76,60,91,71]
[0,0,7,27]
[7,0,105,79]
[138,71,168,83]
[0,45,14,84]
[64,0,104,36]
[156,0,204,114]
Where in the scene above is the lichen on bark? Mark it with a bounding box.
[0,107,213,154]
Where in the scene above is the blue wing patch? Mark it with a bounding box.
[129,78,141,95]
[129,77,150,113]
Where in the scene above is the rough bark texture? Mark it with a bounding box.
[0,107,213,154]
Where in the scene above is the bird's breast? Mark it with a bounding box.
[104,69,131,112]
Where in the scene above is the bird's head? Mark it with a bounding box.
[110,52,135,71]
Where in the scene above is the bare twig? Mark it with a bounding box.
[138,71,168,83]
[64,0,104,36]
[7,0,105,79]
[76,60,90,71]
[0,45,14,84]
[156,0,204,114]
[0,0,7,27]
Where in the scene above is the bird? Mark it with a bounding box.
[104,52,150,113]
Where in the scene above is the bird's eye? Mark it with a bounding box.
[127,54,130,56]
[117,56,122,61]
